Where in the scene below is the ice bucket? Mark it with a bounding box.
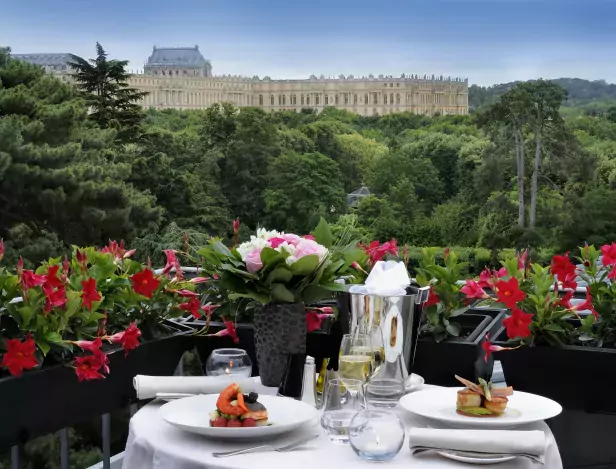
[349,285,430,375]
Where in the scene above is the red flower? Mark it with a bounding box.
[233,218,240,234]
[502,308,533,339]
[168,289,200,298]
[72,337,103,353]
[609,266,616,281]
[21,270,46,291]
[42,283,67,312]
[130,268,161,298]
[306,311,332,332]
[601,243,616,266]
[551,253,577,290]
[162,249,183,279]
[1,335,39,376]
[101,240,134,259]
[478,268,494,289]
[108,323,141,354]
[481,334,517,363]
[461,280,488,299]
[74,355,105,382]
[81,277,102,310]
[189,276,210,284]
[309,306,334,314]
[201,304,220,316]
[424,286,440,307]
[303,235,316,241]
[575,291,598,319]
[96,349,110,374]
[350,261,368,274]
[495,267,508,278]
[557,290,574,309]
[362,239,398,264]
[443,247,451,263]
[269,237,286,248]
[76,249,88,270]
[495,277,526,309]
[180,297,202,319]
[45,265,64,289]
[0,238,4,262]
[210,317,239,343]
[517,249,528,270]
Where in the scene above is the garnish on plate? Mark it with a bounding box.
[209,383,269,428]
[454,375,513,417]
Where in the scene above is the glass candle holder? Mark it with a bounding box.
[205,348,252,377]
[349,410,405,462]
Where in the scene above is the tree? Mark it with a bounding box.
[263,152,345,233]
[69,42,147,142]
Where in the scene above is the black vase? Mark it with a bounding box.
[254,302,306,386]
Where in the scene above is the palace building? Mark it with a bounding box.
[14,46,469,116]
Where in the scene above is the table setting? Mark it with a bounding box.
[122,259,564,468]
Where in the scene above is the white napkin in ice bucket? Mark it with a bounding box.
[361,260,411,296]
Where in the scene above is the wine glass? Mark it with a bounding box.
[339,333,374,385]
[320,378,366,444]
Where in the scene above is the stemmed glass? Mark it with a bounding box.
[339,334,374,385]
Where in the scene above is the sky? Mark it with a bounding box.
[1,0,615,86]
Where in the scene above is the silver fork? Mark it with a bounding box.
[212,434,319,458]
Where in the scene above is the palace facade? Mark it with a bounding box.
[14,46,469,116]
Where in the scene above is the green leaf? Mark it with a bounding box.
[450,306,469,317]
[290,255,320,276]
[18,305,35,327]
[446,321,461,337]
[543,323,565,332]
[212,241,232,256]
[271,283,295,303]
[260,247,284,266]
[312,217,333,248]
[267,267,293,285]
[44,332,63,343]
[37,341,50,356]
[229,291,271,304]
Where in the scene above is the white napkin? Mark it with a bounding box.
[409,428,546,464]
[133,375,255,400]
[364,260,410,296]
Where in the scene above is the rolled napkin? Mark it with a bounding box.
[133,375,255,400]
[409,428,546,464]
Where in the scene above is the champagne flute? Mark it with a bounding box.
[339,334,374,385]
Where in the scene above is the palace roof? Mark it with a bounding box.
[146,46,209,68]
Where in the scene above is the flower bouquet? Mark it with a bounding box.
[196,218,363,385]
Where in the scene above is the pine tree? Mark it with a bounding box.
[69,42,147,142]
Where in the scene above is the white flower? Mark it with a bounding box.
[236,237,269,260]
[256,228,282,239]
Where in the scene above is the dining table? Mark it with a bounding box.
[122,377,563,469]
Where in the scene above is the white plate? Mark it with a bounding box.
[438,451,516,465]
[399,387,562,429]
[406,373,425,392]
[160,394,319,439]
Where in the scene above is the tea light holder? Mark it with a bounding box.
[349,410,405,462]
[205,348,252,377]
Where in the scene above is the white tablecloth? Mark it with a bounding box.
[122,379,563,469]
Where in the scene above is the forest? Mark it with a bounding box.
[3,44,616,273]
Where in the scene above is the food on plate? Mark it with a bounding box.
[209,383,269,428]
[455,375,514,417]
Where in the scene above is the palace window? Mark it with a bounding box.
[373,92,378,104]
[291,94,296,105]
[306,96,310,105]
[397,83,400,87]
[325,94,328,105]
[384,95,388,104]
[161,71,165,75]
[270,95,274,105]
[302,95,305,105]
[315,95,320,105]
[390,93,394,104]
[282,95,286,105]
[396,93,400,104]
[278,95,282,105]
[364,93,369,104]
[384,83,388,87]
[176,70,179,75]
[354,94,358,104]
[344,94,349,104]
[259,95,263,105]
[335,95,339,105]
[390,83,393,87]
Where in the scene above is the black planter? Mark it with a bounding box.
[0,326,190,449]
[412,307,506,387]
[494,330,616,413]
[254,302,307,387]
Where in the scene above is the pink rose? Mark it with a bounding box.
[245,248,264,273]
[281,234,302,246]
[294,239,326,260]
[269,237,286,248]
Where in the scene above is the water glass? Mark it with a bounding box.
[205,348,252,377]
[320,378,365,444]
[349,410,405,461]
[339,334,374,385]
[365,378,406,408]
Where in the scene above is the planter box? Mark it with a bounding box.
[192,321,343,380]
[494,328,616,413]
[412,307,506,387]
[0,324,191,449]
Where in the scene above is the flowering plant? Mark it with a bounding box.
[197,219,362,305]
[415,248,472,342]
[0,240,204,380]
[464,250,588,346]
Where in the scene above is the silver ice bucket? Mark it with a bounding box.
[349,285,430,376]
